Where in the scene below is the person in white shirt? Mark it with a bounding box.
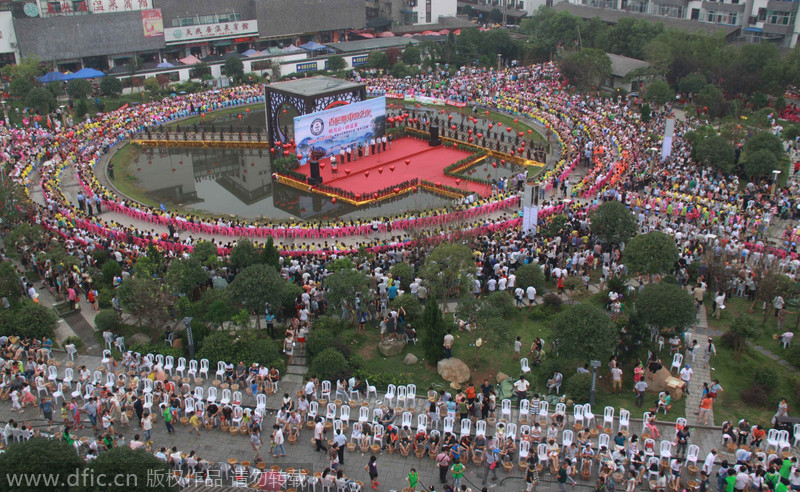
[498,277,507,291]
[487,278,497,292]
[680,365,694,395]
[526,285,537,308]
[702,449,716,475]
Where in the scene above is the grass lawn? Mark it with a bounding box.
[703,295,799,351]
[165,103,262,128]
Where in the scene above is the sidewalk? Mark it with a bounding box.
[684,305,714,426]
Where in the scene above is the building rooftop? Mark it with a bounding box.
[266,76,365,97]
[607,53,651,77]
[326,36,419,54]
[552,2,741,37]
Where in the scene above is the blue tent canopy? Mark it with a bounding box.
[37,71,69,83]
[299,41,333,53]
[242,49,259,56]
[65,68,106,80]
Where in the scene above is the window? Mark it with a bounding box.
[426,0,431,23]
[767,10,795,25]
[171,13,242,28]
[758,8,766,21]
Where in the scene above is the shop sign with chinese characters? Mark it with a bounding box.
[165,20,258,44]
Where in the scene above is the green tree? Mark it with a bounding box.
[728,313,758,360]
[0,437,83,491]
[323,267,370,325]
[165,258,207,296]
[742,149,778,179]
[367,51,389,70]
[678,73,707,96]
[557,48,611,91]
[100,76,123,97]
[692,134,735,173]
[521,10,586,61]
[2,56,43,99]
[0,261,21,306]
[143,77,160,94]
[552,304,618,362]
[595,17,663,60]
[87,446,173,491]
[589,200,637,245]
[635,282,696,333]
[514,263,546,292]
[390,62,410,79]
[12,300,58,339]
[695,84,726,118]
[420,297,448,363]
[66,78,92,100]
[420,243,474,310]
[25,87,55,115]
[229,238,261,272]
[228,264,290,329]
[261,236,281,271]
[743,131,785,161]
[624,231,679,277]
[118,276,169,328]
[190,240,218,267]
[640,102,651,123]
[643,79,675,106]
[388,262,414,290]
[402,46,421,65]
[311,347,349,380]
[223,56,245,83]
[488,8,503,23]
[327,55,346,71]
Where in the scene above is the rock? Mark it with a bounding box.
[378,338,406,357]
[496,372,509,384]
[403,353,418,365]
[437,358,471,384]
[128,333,152,346]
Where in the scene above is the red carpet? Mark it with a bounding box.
[295,137,491,196]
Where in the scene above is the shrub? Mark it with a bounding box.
[566,372,591,402]
[306,329,334,359]
[391,293,423,323]
[64,335,84,351]
[310,348,349,381]
[719,331,736,349]
[94,309,121,333]
[740,384,770,407]
[753,366,779,390]
[97,287,113,309]
[313,315,347,335]
[389,263,414,290]
[542,293,563,309]
[787,344,800,369]
[13,301,58,339]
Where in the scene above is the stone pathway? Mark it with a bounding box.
[749,343,797,371]
[684,305,714,426]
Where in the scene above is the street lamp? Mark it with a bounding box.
[771,169,781,197]
[590,359,602,406]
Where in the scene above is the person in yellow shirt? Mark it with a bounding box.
[189,411,201,436]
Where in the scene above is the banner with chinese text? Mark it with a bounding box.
[142,9,163,37]
[294,97,386,161]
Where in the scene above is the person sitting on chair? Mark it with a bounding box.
[547,371,563,394]
[406,326,418,344]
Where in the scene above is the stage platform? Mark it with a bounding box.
[295,137,492,197]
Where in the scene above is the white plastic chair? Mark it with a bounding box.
[519,440,530,463]
[372,408,383,424]
[366,380,378,400]
[507,423,518,441]
[658,336,665,352]
[220,388,231,406]
[155,354,164,369]
[199,359,209,379]
[460,418,472,439]
[793,423,800,447]
[476,420,487,438]
[62,367,73,389]
[538,401,549,422]
[51,383,64,405]
[443,417,455,435]
[92,371,103,385]
[101,349,112,369]
[105,373,116,389]
[348,383,360,401]
[562,429,573,448]
[340,405,351,423]
[777,430,791,454]
[66,344,78,361]
[256,393,267,412]
[372,424,384,445]
[70,382,82,401]
[686,444,700,467]
[519,399,529,422]
[358,406,369,423]
[603,406,615,429]
[583,404,595,428]
[384,384,396,408]
[192,385,202,401]
[417,414,428,434]
[206,386,217,404]
[675,417,688,436]
[402,412,412,429]
[556,402,566,415]
[321,380,332,400]
[47,365,59,383]
[176,358,186,378]
[326,403,337,421]
[521,358,531,373]
[232,391,242,406]
[144,392,154,412]
[406,384,416,407]
[670,353,683,373]
[619,409,630,434]
[35,377,48,398]
[659,440,672,460]
[647,457,660,481]
[501,399,512,421]
[396,386,407,408]
[537,443,549,467]
[215,361,226,380]
[232,406,243,426]
[187,359,198,379]
[573,404,585,428]
[642,412,652,435]
[350,422,362,443]
[599,433,610,450]
[164,356,174,376]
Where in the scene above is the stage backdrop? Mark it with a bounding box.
[294,97,386,161]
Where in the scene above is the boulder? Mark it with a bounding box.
[378,338,406,357]
[437,358,471,384]
[403,353,418,365]
[128,333,152,346]
[496,372,509,384]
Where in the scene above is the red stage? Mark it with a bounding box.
[295,137,491,197]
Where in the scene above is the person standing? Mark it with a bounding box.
[704,338,717,369]
[39,396,53,430]
[365,455,379,489]
[141,412,152,442]
[634,379,647,407]
[436,448,451,484]
[250,421,263,462]
[611,365,623,394]
[680,364,693,396]
[333,428,346,465]
[406,468,419,491]
[483,447,499,485]
[161,404,174,434]
[314,417,327,452]
[443,329,454,359]
[698,395,713,425]
[558,460,577,491]
[451,458,466,490]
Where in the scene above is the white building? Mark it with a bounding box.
[367,0,458,26]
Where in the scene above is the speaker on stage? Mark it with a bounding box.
[429,124,441,147]
[308,160,323,185]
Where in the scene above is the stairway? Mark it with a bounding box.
[283,348,308,384]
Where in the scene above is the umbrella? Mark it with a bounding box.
[377,31,395,38]
[438,29,450,35]
[402,33,414,38]
[356,32,374,38]
[421,31,437,36]
[179,55,201,65]
[242,49,259,56]
[156,62,175,68]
